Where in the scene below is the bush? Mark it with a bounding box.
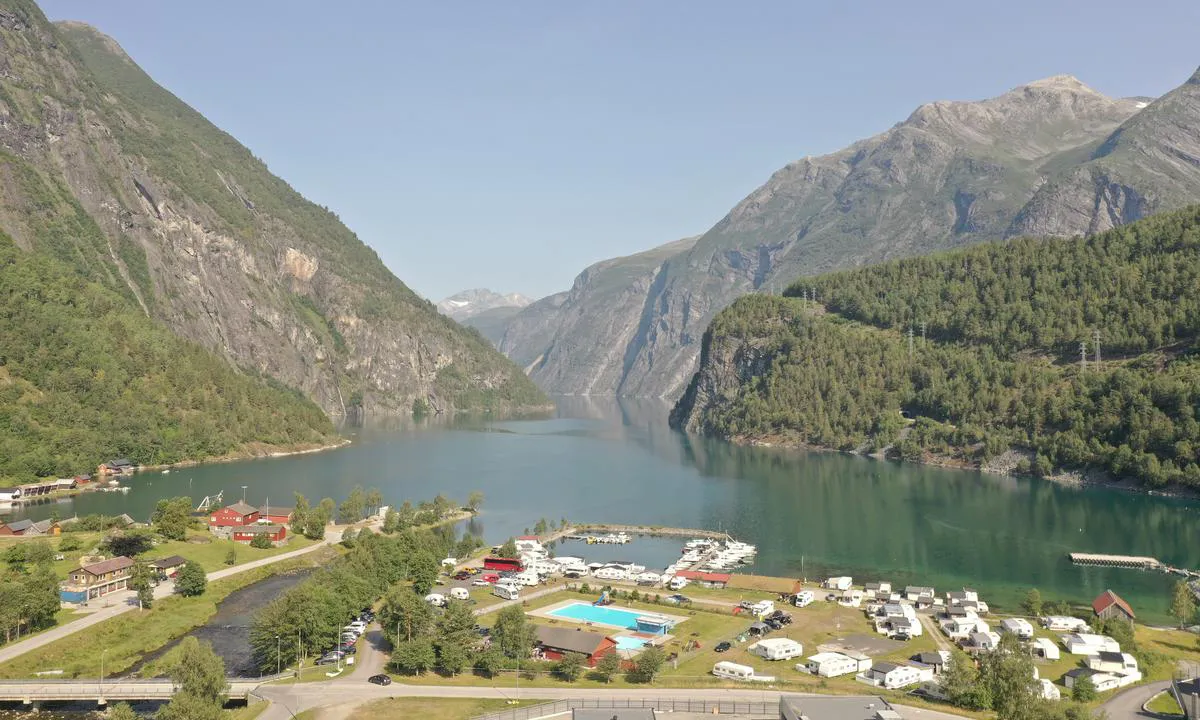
[175,560,207,597]
[57,535,82,552]
[249,533,273,549]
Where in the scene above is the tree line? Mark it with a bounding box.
[683,206,1200,488]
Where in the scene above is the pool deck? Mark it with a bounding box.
[530,599,689,653]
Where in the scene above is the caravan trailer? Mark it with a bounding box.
[493,584,520,601]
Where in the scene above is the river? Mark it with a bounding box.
[4,398,1197,623]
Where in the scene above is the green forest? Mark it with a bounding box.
[0,234,335,482]
[676,206,1200,489]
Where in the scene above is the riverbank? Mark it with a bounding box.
[135,437,352,473]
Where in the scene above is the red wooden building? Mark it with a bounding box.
[232,524,287,546]
[673,570,731,588]
[534,626,617,666]
[208,501,260,538]
[257,505,293,525]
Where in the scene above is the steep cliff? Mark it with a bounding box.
[0,2,543,416]
[499,237,697,394]
[506,69,1200,399]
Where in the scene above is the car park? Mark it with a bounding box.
[368,674,392,686]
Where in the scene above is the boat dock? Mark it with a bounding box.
[1068,552,1200,578]
[568,524,729,540]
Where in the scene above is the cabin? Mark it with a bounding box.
[232,524,287,546]
[30,519,61,536]
[1092,589,1135,626]
[1063,668,1121,693]
[60,556,135,603]
[838,589,865,608]
[533,626,617,666]
[940,616,986,640]
[804,652,859,678]
[963,631,1001,653]
[592,565,628,581]
[911,651,950,675]
[98,458,135,475]
[1000,618,1034,639]
[1086,652,1138,674]
[208,501,260,537]
[0,519,34,536]
[904,585,935,601]
[946,588,979,605]
[748,638,803,661]
[149,555,187,580]
[863,581,892,599]
[857,661,927,690]
[673,569,730,588]
[1061,633,1121,655]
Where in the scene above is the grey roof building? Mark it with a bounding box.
[779,695,900,720]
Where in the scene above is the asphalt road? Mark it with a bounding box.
[255,683,971,720]
[1100,679,1172,720]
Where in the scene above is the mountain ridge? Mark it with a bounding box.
[0,3,545,418]
[500,66,1200,400]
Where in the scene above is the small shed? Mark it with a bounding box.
[1092,589,1135,625]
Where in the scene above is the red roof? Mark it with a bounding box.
[674,570,731,583]
[1092,589,1135,619]
[517,535,539,540]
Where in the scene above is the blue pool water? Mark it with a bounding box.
[547,602,646,629]
[614,636,648,651]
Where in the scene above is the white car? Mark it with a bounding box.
[472,579,490,586]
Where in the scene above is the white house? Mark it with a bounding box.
[748,638,804,661]
[823,576,853,591]
[1000,618,1034,639]
[1064,668,1121,693]
[1042,615,1090,632]
[793,590,815,608]
[863,581,892,599]
[856,662,928,690]
[1032,637,1061,660]
[837,589,865,608]
[592,565,628,581]
[1087,652,1138,674]
[941,616,988,640]
[804,652,858,678]
[946,588,979,605]
[964,631,1001,653]
[1038,679,1061,701]
[904,585,935,601]
[1061,633,1121,655]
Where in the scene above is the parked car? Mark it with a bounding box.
[714,641,732,653]
[316,652,344,666]
[665,594,692,605]
[472,579,490,586]
[368,674,392,686]
[453,571,471,580]
[738,600,757,610]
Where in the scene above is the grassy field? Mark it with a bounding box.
[0,547,336,679]
[343,698,544,720]
[1146,689,1185,716]
[226,703,269,720]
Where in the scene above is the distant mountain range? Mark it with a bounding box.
[438,288,531,321]
[496,68,1200,399]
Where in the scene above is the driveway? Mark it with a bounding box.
[1101,680,1172,720]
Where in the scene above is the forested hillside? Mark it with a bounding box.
[0,231,335,481]
[672,207,1200,490]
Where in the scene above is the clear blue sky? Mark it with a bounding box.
[39,1,1200,301]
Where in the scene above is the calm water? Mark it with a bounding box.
[6,398,1198,622]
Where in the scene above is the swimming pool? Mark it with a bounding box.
[546,602,647,629]
[614,636,648,651]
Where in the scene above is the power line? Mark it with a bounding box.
[1093,329,1101,364]
[1080,342,1088,371]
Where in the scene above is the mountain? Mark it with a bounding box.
[460,306,526,347]
[0,2,543,418]
[437,289,532,321]
[502,69,1200,399]
[499,237,697,394]
[671,206,1200,491]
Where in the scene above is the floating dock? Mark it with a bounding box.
[570,524,728,540]
[1068,552,1199,578]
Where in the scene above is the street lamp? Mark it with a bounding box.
[241,486,248,504]
[275,635,281,675]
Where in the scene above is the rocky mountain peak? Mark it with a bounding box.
[437,288,532,321]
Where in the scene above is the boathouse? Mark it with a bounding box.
[1092,589,1135,625]
[0,519,34,536]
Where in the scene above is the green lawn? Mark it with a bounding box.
[0,547,337,679]
[344,698,545,720]
[1146,690,1185,716]
[144,530,317,572]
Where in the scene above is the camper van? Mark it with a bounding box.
[667,575,690,590]
[449,587,470,601]
[493,584,520,601]
[712,661,775,683]
[424,593,447,607]
[793,590,815,608]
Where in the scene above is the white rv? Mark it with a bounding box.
[748,637,803,661]
[793,590,815,608]
[712,661,775,683]
[449,587,470,601]
[492,584,520,601]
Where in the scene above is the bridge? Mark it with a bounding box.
[0,677,277,705]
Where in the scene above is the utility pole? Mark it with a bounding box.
[920,321,927,345]
[1093,329,1101,364]
[1080,342,1088,371]
[908,326,915,358]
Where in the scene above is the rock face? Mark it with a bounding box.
[0,5,542,416]
[499,237,697,394]
[437,289,532,321]
[504,68,1200,400]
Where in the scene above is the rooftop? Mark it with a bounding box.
[1092,589,1135,619]
[572,710,655,720]
[535,625,611,655]
[150,555,187,569]
[78,556,135,576]
[223,501,258,516]
[780,695,896,720]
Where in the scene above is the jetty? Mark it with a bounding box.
[569,524,729,540]
[1068,552,1200,578]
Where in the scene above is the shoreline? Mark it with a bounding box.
[740,434,1200,501]
[134,437,352,473]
